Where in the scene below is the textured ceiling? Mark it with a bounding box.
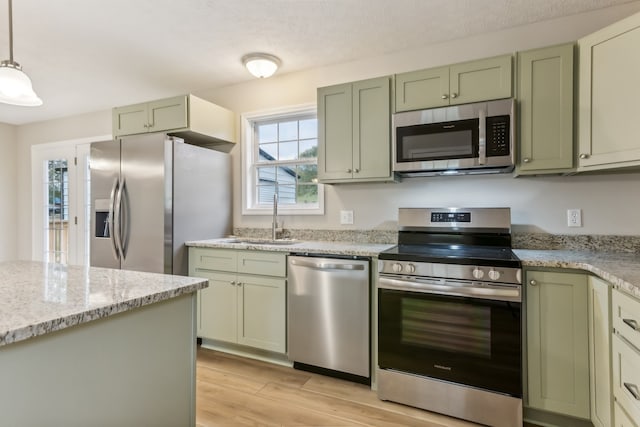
[0,0,635,125]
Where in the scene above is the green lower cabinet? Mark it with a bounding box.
[526,270,590,419]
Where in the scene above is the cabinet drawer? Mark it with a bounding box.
[190,248,237,272]
[238,251,286,277]
[615,401,639,427]
[613,334,640,422]
[613,290,640,350]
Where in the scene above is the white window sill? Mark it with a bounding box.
[242,206,324,216]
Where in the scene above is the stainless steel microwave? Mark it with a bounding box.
[392,99,515,176]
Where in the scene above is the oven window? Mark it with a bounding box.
[402,298,491,358]
[379,288,522,397]
[396,118,478,163]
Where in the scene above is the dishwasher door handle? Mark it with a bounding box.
[290,258,365,271]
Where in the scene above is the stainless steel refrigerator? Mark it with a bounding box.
[90,133,231,275]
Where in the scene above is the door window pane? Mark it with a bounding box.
[44,160,69,264]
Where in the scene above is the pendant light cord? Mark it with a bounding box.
[8,0,13,62]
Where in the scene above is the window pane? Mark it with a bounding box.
[296,164,317,184]
[278,185,296,205]
[279,121,298,141]
[299,119,317,140]
[299,139,317,158]
[257,166,276,185]
[258,123,277,143]
[297,184,318,204]
[276,165,296,185]
[279,140,298,160]
[257,184,276,204]
[259,143,278,161]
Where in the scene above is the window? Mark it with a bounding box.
[242,105,324,215]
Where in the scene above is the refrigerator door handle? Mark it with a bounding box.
[114,178,125,260]
[108,179,120,261]
[120,179,130,259]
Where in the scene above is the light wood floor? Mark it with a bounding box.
[196,347,489,427]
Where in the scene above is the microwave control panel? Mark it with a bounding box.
[486,116,510,156]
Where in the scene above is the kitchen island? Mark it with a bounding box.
[0,261,208,427]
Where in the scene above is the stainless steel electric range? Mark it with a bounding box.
[377,207,523,427]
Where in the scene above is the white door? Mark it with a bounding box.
[31,140,98,265]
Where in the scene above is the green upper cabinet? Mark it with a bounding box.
[578,11,640,172]
[318,76,393,183]
[112,94,236,145]
[516,43,575,175]
[526,269,590,420]
[395,55,512,112]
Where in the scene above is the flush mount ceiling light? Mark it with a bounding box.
[0,0,42,106]
[242,53,280,79]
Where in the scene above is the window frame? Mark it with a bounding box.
[241,104,324,215]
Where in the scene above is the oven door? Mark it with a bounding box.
[378,275,522,397]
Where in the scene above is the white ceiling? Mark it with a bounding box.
[0,0,634,125]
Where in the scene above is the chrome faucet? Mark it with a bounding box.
[272,192,278,240]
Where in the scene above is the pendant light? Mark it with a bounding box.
[0,0,42,106]
[242,53,280,79]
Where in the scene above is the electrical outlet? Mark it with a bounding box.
[567,209,582,227]
[340,210,354,225]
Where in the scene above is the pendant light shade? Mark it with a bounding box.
[242,53,280,79]
[0,0,42,106]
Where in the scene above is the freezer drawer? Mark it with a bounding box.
[287,255,370,380]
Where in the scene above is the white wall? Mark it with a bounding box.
[12,2,640,261]
[0,123,18,260]
[196,1,640,236]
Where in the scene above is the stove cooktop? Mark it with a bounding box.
[379,243,521,268]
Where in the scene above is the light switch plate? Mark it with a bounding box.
[340,210,354,225]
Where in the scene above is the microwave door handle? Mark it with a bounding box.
[478,108,486,165]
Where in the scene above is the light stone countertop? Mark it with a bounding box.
[186,238,395,257]
[514,249,640,299]
[0,261,208,347]
[188,239,640,299]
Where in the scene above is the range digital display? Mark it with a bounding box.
[431,212,471,223]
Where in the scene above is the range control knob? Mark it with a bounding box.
[392,263,403,273]
[472,268,485,279]
[405,264,416,274]
[488,269,501,281]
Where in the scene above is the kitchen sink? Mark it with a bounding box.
[222,237,300,245]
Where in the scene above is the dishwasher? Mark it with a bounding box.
[287,254,370,384]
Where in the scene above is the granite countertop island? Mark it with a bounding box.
[0,260,208,427]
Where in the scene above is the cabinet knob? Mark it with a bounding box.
[143,124,148,128]
[523,158,531,163]
[529,280,538,286]
[347,168,352,173]
[579,153,590,159]
[451,93,458,99]
[230,280,236,286]
[441,94,449,100]
[354,168,359,173]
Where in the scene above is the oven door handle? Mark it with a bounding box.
[378,276,521,303]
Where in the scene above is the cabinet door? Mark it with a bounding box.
[236,275,286,353]
[526,270,590,419]
[148,95,188,133]
[578,13,640,170]
[317,83,354,181]
[517,44,574,174]
[394,67,449,111]
[112,102,149,137]
[352,76,392,180]
[197,271,237,342]
[589,276,613,427]
[450,55,512,105]
[615,402,639,427]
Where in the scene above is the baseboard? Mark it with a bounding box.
[199,338,292,367]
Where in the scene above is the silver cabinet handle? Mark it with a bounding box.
[529,280,538,286]
[441,94,448,99]
[354,168,359,173]
[624,383,640,400]
[451,93,458,98]
[623,318,639,331]
[523,158,531,163]
[347,168,352,173]
[230,281,236,286]
[579,153,590,159]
